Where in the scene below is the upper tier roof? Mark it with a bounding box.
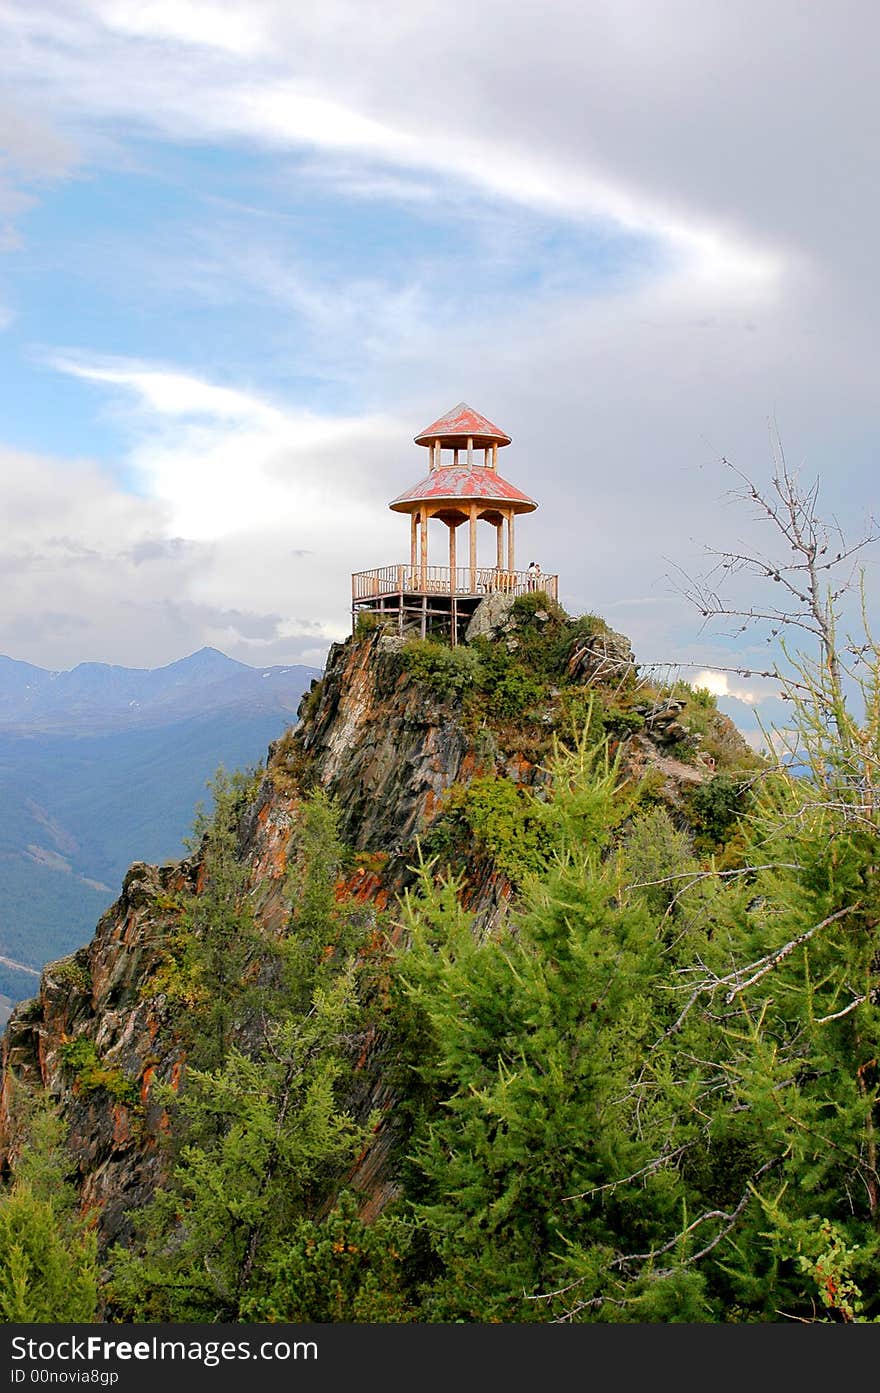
[414,402,511,449]
[389,464,536,514]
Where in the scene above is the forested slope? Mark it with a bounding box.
[2,593,877,1323]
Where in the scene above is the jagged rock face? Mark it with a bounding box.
[0,782,301,1246]
[0,862,188,1240]
[0,633,518,1242]
[0,624,752,1245]
[285,636,479,853]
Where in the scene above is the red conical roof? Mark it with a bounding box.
[414,402,511,448]
[390,464,536,514]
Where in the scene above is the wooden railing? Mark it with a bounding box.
[352,565,558,602]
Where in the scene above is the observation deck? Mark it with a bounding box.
[352,564,558,641]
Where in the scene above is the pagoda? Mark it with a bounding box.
[352,403,556,644]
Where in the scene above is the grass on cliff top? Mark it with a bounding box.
[389,596,758,777]
[393,594,608,702]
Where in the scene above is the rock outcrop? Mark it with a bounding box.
[0,612,756,1245]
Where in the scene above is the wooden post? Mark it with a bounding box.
[496,520,504,573]
[492,443,498,468]
[420,509,428,592]
[421,594,427,639]
[469,503,477,594]
[410,512,417,573]
[506,511,515,576]
[448,522,456,595]
[467,436,473,468]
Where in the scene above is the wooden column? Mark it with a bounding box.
[506,510,515,576]
[420,509,428,591]
[496,520,504,572]
[467,436,473,468]
[469,503,478,594]
[410,512,418,572]
[448,522,456,595]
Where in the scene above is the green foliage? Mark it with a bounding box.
[281,789,366,1008]
[690,686,718,710]
[387,679,880,1321]
[455,775,554,882]
[399,639,484,698]
[51,954,92,993]
[509,591,568,624]
[241,1191,417,1322]
[160,767,266,1068]
[554,687,607,746]
[399,738,673,1320]
[353,612,383,639]
[489,666,547,719]
[57,567,880,1323]
[109,970,375,1321]
[0,1186,99,1322]
[396,607,636,761]
[0,1092,98,1322]
[687,774,749,850]
[420,772,555,886]
[619,805,697,918]
[794,1220,873,1323]
[108,786,380,1322]
[603,705,645,737]
[59,1036,138,1105]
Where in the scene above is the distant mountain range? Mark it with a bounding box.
[0,645,318,733]
[0,648,322,1024]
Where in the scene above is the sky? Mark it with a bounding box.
[1,1,878,741]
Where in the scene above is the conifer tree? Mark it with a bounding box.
[108,788,378,1320]
[399,738,714,1319]
[0,1093,98,1322]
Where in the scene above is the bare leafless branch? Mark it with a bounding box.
[653,904,859,1043]
[563,1144,692,1202]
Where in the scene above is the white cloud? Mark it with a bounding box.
[94,0,268,56]
[692,668,774,708]
[1,1,879,679]
[0,0,787,292]
[52,355,407,541]
[0,438,345,668]
[29,358,417,661]
[53,358,286,424]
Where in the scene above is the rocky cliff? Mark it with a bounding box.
[0,600,755,1246]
